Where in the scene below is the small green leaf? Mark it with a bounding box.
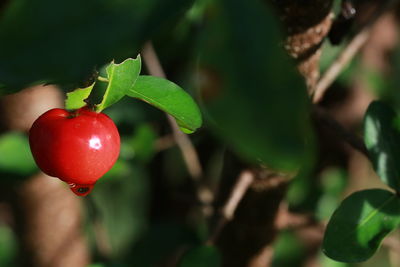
[65,83,95,110]
[127,75,202,133]
[96,56,141,112]
[323,189,400,262]
[178,245,221,267]
[0,132,37,176]
[364,101,400,191]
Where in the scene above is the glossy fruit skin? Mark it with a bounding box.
[29,107,120,185]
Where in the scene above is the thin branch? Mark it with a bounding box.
[313,0,398,103]
[154,134,175,151]
[313,28,369,103]
[207,170,255,245]
[141,42,213,207]
[312,106,369,157]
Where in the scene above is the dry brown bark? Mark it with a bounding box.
[0,85,90,267]
[274,0,334,91]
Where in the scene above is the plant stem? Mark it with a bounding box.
[313,0,399,103]
[141,41,213,211]
[207,170,255,245]
[312,106,369,157]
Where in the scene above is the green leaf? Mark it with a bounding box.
[96,56,141,112]
[197,0,313,170]
[0,0,194,91]
[178,245,221,267]
[0,132,37,177]
[364,101,400,191]
[127,75,202,133]
[323,189,400,262]
[319,253,351,267]
[65,83,95,110]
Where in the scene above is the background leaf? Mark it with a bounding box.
[127,222,199,266]
[272,230,305,267]
[0,132,37,177]
[364,101,400,191]
[127,124,157,163]
[127,75,202,133]
[196,0,313,170]
[88,161,150,258]
[323,189,400,262]
[0,0,193,92]
[96,57,142,112]
[0,225,17,267]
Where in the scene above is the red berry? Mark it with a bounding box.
[29,107,120,196]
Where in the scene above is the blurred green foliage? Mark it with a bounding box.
[0,225,18,267]
[0,0,194,91]
[272,230,306,267]
[2,0,400,266]
[197,0,314,171]
[178,245,221,267]
[0,132,37,178]
[89,162,149,258]
[128,75,203,133]
[287,167,347,217]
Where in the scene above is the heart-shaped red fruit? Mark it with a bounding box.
[29,107,120,196]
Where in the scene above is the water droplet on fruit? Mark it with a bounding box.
[68,183,94,196]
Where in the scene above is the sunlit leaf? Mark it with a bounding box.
[127,75,202,133]
[96,57,141,112]
[323,189,400,262]
[65,83,94,110]
[364,101,400,191]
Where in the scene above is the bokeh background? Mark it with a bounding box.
[1,0,400,266]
